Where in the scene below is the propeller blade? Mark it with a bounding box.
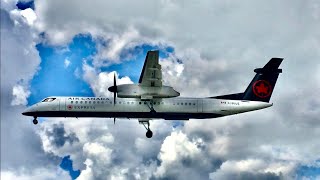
[113,73,117,106]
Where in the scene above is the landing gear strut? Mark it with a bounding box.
[32,117,38,125]
[145,100,156,114]
[140,121,153,138]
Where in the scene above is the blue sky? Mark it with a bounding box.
[28,35,96,105]
[60,156,81,180]
[297,163,320,180]
[28,34,175,105]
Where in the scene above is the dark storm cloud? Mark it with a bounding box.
[46,123,79,148]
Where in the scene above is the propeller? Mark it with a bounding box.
[107,73,117,124]
[113,73,117,105]
[107,73,117,105]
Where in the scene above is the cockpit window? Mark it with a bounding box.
[42,98,56,102]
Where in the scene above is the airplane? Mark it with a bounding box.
[22,50,283,138]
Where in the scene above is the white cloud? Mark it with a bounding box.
[154,131,201,177]
[20,8,37,26]
[64,58,71,68]
[37,117,171,180]
[11,84,30,106]
[209,159,293,180]
[76,159,94,180]
[1,168,69,180]
[0,4,58,178]
[82,63,133,97]
[2,0,320,179]
[94,27,140,65]
[1,0,18,11]
[83,142,113,165]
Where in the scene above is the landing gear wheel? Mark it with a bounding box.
[33,119,38,125]
[140,120,153,138]
[146,130,153,138]
[33,117,38,125]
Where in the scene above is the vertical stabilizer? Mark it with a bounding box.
[242,58,283,102]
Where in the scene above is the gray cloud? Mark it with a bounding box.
[46,123,79,148]
[210,171,283,180]
[0,4,70,179]
[2,0,320,179]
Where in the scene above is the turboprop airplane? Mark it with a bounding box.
[22,50,283,138]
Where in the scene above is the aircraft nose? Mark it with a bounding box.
[22,106,35,116]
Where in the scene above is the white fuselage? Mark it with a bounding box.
[22,96,272,120]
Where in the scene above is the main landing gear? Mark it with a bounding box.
[32,117,38,125]
[140,121,153,138]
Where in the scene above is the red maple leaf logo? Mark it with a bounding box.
[252,80,272,98]
[256,83,269,94]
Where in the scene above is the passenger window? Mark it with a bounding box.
[161,102,164,105]
[185,103,187,105]
[193,103,196,105]
[119,102,122,104]
[127,102,130,104]
[97,101,99,104]
[71,101,73,104]
[139,102,142,105]
[80,101,83,104]
[189,103,191,105]
[89,101,91,104]
[85,101,87,104]
[144,102,147,104]
[131,102,134,104]
[158,102,160,105]
[177,103,179,105]
[93,101,95,104]
[75,101,78,104]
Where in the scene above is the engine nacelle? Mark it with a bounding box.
[110,84,180,99]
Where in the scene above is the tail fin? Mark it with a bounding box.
[242,58,283,102]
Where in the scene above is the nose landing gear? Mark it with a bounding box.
[139,120,153,138]
[32,117,38,125]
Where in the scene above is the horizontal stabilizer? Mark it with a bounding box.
[254,58,283,74]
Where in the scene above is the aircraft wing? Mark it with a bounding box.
[139,50,162,87]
